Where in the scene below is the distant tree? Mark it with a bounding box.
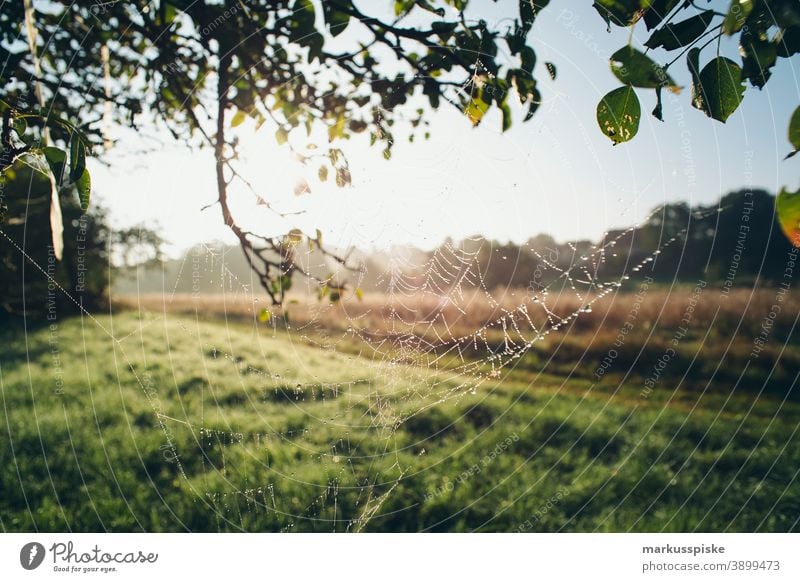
[0,164,162,320]
[2,1,799,305]
[597,189,794,283]
[0,164,108,319]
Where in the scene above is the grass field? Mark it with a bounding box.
[1,290,799,532]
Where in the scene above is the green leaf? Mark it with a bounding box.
[273,274,293,294]
[776,26,800,58]
[519,0,535,30]
[643,0,681,31]
[519,0,549,33]
[328,113,346,142]
[414,0,445,17]
[231,110,247,127]
[776,186,800,247]
[484,80,509,108]
[322,0,351,36]
[69,134,86,183]
[509,69,537,105]
[465,91,490,126]
[42,147,67,185]
[395,0,414,16]
[693,56,745,122]
[287,228,303,244]
[687,47,703,110]
[163,3,177,23]
[771,4,800,28]
[275,127,289,145]
[11,116,26,137]
[723,0,754,35]
[652,86,664,121]
[501,102,512,132]
[432,20,458,41]
[524,85,542,121]
[787,106,800,158]
[75,168,91,212]
[520,46,536,73]
[596,86,641,145]
[740,29,777,88]
[593,0,647,28]
[257,308,271,323]
[610,46,678,89]
[645,10,715,51]
[290,0,324,62]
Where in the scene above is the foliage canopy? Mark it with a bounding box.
[2,0,799,302]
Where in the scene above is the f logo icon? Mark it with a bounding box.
[20,542,46,570]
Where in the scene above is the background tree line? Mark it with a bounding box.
[113,188,792,297]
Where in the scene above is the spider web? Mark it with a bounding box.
[111,204,693,532]
[0,189,704,532]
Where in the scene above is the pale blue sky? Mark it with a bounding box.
[87,1,800,255]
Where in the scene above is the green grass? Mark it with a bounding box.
[1,311,798,532]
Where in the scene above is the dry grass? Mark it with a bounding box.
[115,285,798,341]
[114,284,799,394]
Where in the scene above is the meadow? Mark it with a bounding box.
[1,286,799,532]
